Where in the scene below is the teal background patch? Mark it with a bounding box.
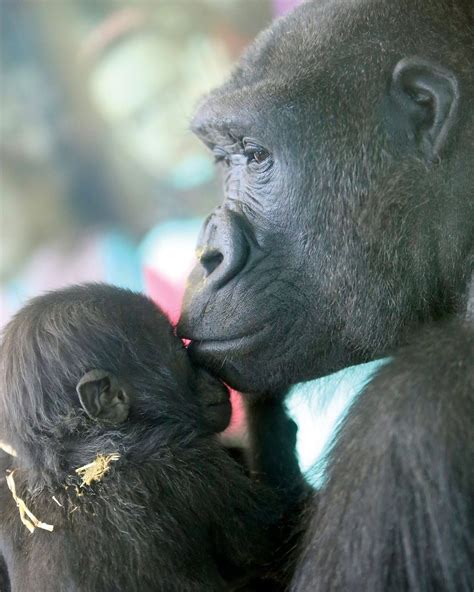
[286,359,389,487]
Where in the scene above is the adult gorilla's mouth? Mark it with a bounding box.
[183,328,270,388]
[182,324,270,358]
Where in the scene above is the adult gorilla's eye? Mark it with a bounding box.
[243,140,270,165]
[252,149,270,164]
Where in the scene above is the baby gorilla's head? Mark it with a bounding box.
[0,284,231,474]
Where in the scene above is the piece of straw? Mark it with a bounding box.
[52,496,63,507]
[0,441,17,457]
[5,471,54,534]
[75,453,120,487]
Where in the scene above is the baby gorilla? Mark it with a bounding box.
[0,285,290,592]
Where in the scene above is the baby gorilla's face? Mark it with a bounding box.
[75,331,232,436]
[1,284,233,442]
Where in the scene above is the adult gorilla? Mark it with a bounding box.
[179,0,473,591]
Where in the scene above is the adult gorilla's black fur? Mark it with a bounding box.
[0,285,299,592]
[178,0,474,590]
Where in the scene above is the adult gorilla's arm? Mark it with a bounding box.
[244,397,311,587]
[244,396,307,499]
[293,320,474,592]
[207,438,306,591]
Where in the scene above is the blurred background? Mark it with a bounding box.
[0,0,302,327]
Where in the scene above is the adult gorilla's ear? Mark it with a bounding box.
[77,369,131,425]
[388,57,459,163]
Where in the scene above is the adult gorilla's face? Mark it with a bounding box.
[178,0,473,394]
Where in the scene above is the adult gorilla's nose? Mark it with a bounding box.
[195,208,250,292]
[178,208,254,342]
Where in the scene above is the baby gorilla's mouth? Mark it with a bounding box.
[204,396,232,434]
[195,368,232,434]
[205,389,231,407]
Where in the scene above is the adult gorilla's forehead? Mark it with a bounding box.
[193,0,399,140]
[191,3,345,145]
[224,0,463,95]
[231,1,387,84]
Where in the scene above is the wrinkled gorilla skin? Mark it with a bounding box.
[178,0,474,590]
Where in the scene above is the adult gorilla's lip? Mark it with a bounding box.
[187,327,268,359]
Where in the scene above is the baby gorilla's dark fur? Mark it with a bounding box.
[0,285,292,592]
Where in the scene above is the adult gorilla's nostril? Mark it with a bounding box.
[196,209,251,291]
[199,249,224,277]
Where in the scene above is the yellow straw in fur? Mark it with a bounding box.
[0,441,17,457]
[5,471,54,533]
[75,453,120,487]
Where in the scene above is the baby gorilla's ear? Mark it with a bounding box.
[77,369,131,425]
